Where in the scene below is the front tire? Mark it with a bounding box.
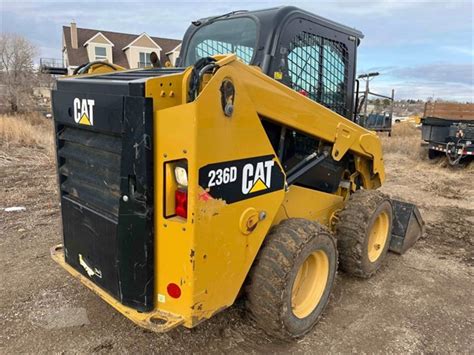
[335,190,393,278]
[245,219,337,340]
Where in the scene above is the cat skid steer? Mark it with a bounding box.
[50,6,423,339]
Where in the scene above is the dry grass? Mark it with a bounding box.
[0,113,54,152]
[381,122,424,159]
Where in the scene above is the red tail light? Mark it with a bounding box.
[175,189,188,218]
[167,283,181,298]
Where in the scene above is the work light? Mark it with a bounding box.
[174,166,188,187]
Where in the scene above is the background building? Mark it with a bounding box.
[62,22,181,73]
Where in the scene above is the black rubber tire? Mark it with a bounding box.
[245,218,337,340]
[335,190,393,278]
[428,148,441,160]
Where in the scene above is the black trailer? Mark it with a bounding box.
[421,103,474,165]
[355,74,394,135]
[361,112,393,136]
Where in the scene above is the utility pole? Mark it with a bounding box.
[390,88,395,120]
[358,72,380,125]
[364,76,369,117]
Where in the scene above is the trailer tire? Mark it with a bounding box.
[428,148,441,160]
[245,218,337,340]
[335,190,392,278]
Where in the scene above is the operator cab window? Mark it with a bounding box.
[183,18,257,66]
[286,32,349,117]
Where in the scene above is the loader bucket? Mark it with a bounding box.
[389,200,424,254]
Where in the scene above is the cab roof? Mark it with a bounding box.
[196,6,364,39]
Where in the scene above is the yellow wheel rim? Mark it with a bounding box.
[291,250,329,319]
[367,211,390,262]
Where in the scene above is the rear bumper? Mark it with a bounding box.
[50,244,184,332]
[429,142,474,156]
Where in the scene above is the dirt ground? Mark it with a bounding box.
[1,124,473,353]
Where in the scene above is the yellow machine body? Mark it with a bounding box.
[52,55,384,331]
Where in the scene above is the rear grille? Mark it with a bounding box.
[80,67,186,81]
[52,84,155,311]
[58,126,122,217]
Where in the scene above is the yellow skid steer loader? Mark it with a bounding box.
[50,6,423,339]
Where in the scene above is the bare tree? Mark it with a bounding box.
[0,33,38,113]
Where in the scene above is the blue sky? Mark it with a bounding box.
[1,0,473,101]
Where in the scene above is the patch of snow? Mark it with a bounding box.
[4,207,26,212]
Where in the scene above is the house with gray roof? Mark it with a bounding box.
[62,22,181,73]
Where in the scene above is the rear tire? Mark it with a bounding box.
[335,190,392,278]
[246,219,337,340]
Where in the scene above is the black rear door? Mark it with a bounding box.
[52,83,154,311]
